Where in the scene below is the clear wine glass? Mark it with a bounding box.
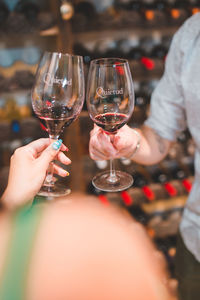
[32,51,85,197]
[87,58,135,192]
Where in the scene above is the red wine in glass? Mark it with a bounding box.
[36,106,78,137]
[93,112,129,134]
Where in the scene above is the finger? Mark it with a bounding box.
[25,138,51,158]
[53,163,70,177]
[57,151,71,165]
[96,131,117,154]
[36,144,69,160]
[37,139,63,169]
[90,149,109,160]
[60,143,68,152]
[27,138,68,158]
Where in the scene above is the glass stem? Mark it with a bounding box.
[107,134,119,184]
[43,136,58,187]
[107,159,118,184]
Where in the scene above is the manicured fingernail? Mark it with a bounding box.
[52,141,62,150]
[58,139,63,144]
[65,171,70,176]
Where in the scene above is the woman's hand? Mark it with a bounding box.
[1,138,71,209]
[89,125,140,161]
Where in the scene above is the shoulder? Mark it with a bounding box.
[173,13,200,53]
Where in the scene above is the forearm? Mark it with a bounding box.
[130,126,172,165]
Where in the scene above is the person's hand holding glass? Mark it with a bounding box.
[32,52,85,197]
[87,58,134,192]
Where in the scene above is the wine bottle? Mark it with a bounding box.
[177,129,192,155]
[94,38,120,58]
[120,0,143,25]
[166,0,189,24]
[162,35,173,51]
[162,160,187,180]
[73,42,93,64]
[141,0,155,22]
[187,0,200,15]
[139,36,157,71]
[154,0,168,24]
[128,37,155,72]
[180,156,195,176]
[135,88,149,109]
[161,159,192,192]
[15,1,39,22]
[141,0,167,24]
[115,0,130,10]
[127,204,149,225]
[146,164,179,198]
[132,171,161,201]
[0,1,9,25]
[72,1,97,31]
[154,235,177,276]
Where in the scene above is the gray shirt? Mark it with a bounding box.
[145,13,200,262]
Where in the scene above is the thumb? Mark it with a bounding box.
[37,139,62,169]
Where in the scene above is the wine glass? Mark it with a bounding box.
[32,51,85,197]
[86,58,134,192]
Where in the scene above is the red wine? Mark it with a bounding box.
[37,107,76,137]
[94,113,128,133]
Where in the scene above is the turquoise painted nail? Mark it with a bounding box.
[52,141,61,150]
[58,139,63,144]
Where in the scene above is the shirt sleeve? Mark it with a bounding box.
[144,24,187,141]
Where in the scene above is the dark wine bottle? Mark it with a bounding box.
[151,43,168,60]
[162,35,173,51]
[132,171,157,201]
[139,36,156,71]
[146,165,178,197]
[114,0,143,25]
[73,42,93,64]
[15,1,39,22]
[154,0,168,23]
[95,38,120,58]
[135,90,148,109]
[72,1,97,31]
[154,235,177,277]
[133,171,148,188]
[126,0,143,24]
[141,0,167,24]
[134,85,149,123]
[74,1,96,19]
[180,156,195,176]
[166,0,189,24]
[188,0,200,15]
[114,0,130,10]
[141,0,156,22]
[0,1,9,25]
[128,204,149,225]
[163,160,187,180]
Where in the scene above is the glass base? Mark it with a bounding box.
[92,171,133,192]
[37,183,71,198]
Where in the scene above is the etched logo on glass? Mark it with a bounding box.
[96,87,123,98]
[43,73,72,86]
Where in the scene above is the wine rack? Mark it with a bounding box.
[0,0,197,287]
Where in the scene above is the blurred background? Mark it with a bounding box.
[0,0,198,294]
